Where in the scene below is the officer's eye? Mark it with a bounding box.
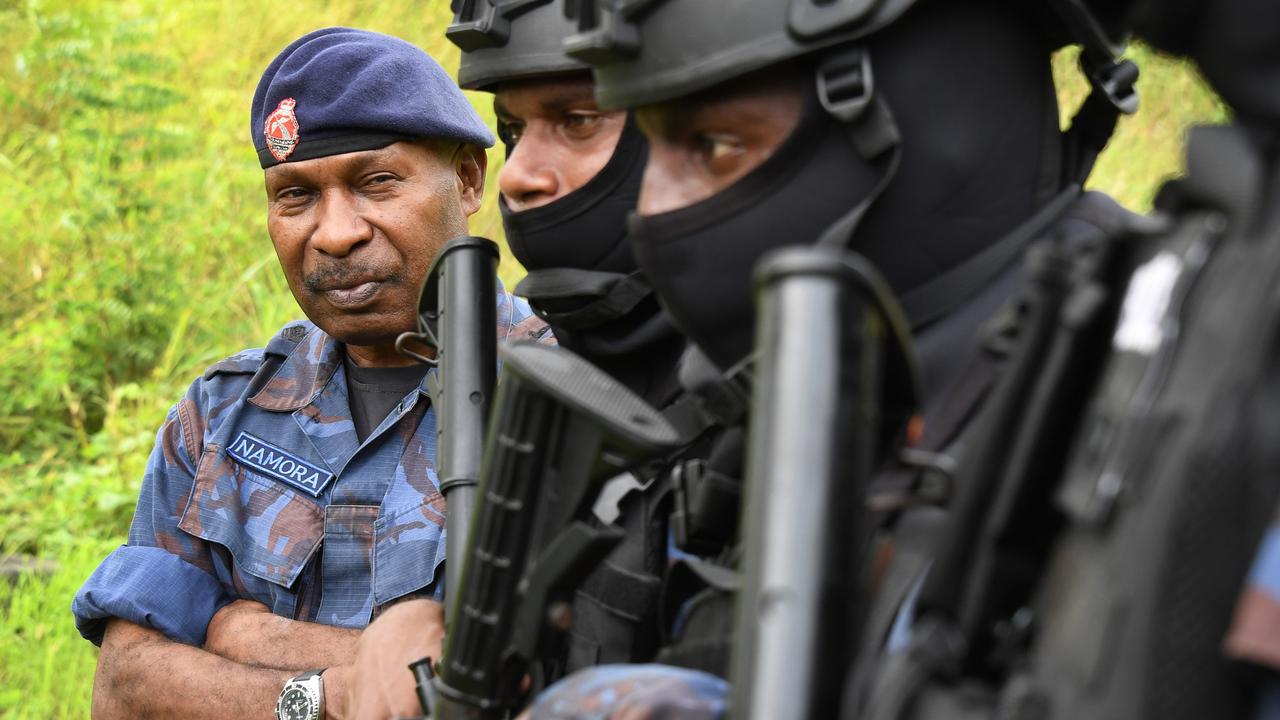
[695,133,744,169]
[365,173,397,187]
[563,111,604,138]
[276,187,313,204]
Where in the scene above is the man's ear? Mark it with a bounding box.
[454,144,487,217]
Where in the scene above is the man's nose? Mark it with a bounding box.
[311,191,373,257]
[499,138,561,211]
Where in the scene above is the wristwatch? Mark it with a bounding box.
[276,669,325,720]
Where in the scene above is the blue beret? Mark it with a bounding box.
[251,27,494,168]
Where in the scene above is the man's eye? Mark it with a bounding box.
[498,120,525,148]
[277,187,312,202]
[563,112,603,137]
[365,173,396,187]
[696,133,744,166]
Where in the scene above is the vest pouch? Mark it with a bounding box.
[178,445,324,619]
[567,561,663,671]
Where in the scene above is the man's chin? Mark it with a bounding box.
[310,313,414,350]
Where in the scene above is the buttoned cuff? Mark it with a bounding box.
[72,545,234,647]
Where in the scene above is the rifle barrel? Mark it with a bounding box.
[429,237,500,602]
[733,246,911,720]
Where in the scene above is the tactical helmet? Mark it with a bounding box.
[564,0,919,111]
[448,0,590,91]
[566,0,1134,114]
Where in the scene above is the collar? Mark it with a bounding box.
[249,326,344,412]
[247,286,531,412]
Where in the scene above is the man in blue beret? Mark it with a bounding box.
[71,27,548,720]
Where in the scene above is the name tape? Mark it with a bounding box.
[227,431,335,497]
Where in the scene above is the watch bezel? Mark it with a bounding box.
[276,671,324,720]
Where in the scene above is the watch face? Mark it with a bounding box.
[279,686,314,720]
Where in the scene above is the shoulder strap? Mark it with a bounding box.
[899,187,1082,329]
[516,269,654,330]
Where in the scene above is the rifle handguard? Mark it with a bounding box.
[429,343,680,717]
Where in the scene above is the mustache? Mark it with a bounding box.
[303,264,403,292]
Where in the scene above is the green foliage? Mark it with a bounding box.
[1,1,275,454]
[0,0,1230,717]
[0,3,514,713]
[1053,43,1229,209]
[0,539,116,719]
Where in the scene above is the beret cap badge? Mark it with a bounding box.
[264,98,301,162]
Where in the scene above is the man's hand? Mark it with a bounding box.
[204,599,359,669]
[344,599,446,720]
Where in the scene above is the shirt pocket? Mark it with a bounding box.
[315,504,379,627]
[178,445,324,609]
[372,498,449,606]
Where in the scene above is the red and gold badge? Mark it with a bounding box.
[264,98,301,162]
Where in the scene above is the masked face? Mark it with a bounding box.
[495,76,647,276]
[493,76,680,386]
[629,70,881,370]
[496,75,628,212]
[628,0,1065,372]
[634,71,807,217]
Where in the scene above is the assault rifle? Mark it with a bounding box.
[397,235,500,599]
[849,125,1280,720]
[412,342,681,718]
[731,245,919,719]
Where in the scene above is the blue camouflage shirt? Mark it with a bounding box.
[72,290,550,647]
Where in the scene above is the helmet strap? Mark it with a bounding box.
[812,45,903,251]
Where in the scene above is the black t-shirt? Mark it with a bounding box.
[343,355,430,442]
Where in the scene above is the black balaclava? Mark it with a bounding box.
[503,114,686,402]
[628,0,1062,371]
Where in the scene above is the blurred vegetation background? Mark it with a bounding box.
[0,0,1226,716]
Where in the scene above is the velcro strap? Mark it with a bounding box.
[516,269,654,330]
[671,459,742,556]
[1061,73,1131,186]
[577,561,662,622]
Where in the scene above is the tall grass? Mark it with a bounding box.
[0,0,1225,716]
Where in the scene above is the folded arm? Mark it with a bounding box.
[204,599,359,669]
[92,618,352,720]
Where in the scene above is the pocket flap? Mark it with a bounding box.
[179,446,323,589]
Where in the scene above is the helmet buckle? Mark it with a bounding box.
[1084,56,1140,116]
[816,47,875,123]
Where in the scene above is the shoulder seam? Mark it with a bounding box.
[176,399,202,462]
